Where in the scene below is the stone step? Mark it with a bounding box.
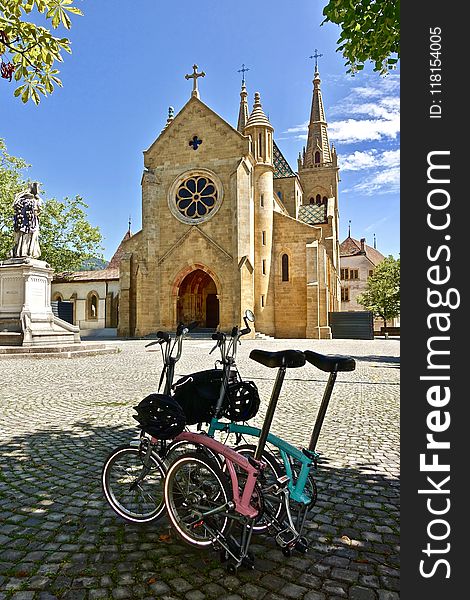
[0,342,115,356]
[0,331,23,346]
[255,332,274,340]
[0,346,119,359]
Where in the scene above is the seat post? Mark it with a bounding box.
[254,365,286,461]
[308,370,337,452]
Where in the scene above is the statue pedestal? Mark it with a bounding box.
[0,258,80,346]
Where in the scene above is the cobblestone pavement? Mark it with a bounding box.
[0,338,400,600]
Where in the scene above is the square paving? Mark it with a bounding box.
[0,338,400,599]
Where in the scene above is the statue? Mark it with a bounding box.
[11,182,42,259]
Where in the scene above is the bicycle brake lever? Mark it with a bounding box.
[209,343,218,354]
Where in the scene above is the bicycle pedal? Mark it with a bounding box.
[276,527,298,548]
[264,475,290,496]
[276,475,290,488]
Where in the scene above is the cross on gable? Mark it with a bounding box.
[185,64,205,98]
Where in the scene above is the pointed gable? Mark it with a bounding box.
[144,96,248,166]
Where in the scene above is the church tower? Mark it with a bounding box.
[297,60,340,279]
[244,92,275,335]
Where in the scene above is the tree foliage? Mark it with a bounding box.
[0,0,82,104]
[0,139,104,272]
[357,255,400,326]
[322,0,400,74]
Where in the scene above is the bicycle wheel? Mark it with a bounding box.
[164,451,232,548]
[233,444,287,533]
[102,444,166,523]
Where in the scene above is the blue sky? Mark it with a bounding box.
[2,0,399,261]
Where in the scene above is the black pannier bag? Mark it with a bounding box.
[172,369,226,425]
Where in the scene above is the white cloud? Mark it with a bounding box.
[283,78,400,145]
[340,149,400,171]
[351,167,400,195]
[329,115,399,144]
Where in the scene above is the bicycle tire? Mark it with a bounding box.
[102,444,166,523]
[233,444,287,533]
[164,451,232,548]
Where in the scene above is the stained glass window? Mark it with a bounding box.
[175,176,218,220]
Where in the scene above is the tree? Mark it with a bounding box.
[0,0,82,104]
[0,139,104,272]
[357,255,400,327]
[322,0,400,74]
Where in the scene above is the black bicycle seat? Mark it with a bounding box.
[304,350,355,373]
[249,349,306,369]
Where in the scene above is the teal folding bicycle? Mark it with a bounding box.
[191,312,356,552]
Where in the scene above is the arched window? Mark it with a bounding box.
[52,292,63,302]
[316,194,322,205]
[87,291,99,320]
[309,197,315,205]
[323,196,328,204]
[314,151,321,164]
[281,254,289,282]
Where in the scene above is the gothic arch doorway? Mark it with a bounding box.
[176,269,219,328]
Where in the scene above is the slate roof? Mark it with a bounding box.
[273,141,296,179]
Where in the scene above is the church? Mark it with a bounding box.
[53,61,342,339]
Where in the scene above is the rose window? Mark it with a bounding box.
[175,176,218,220]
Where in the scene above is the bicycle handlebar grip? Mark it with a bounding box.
[156,331,171,342]
[211,332,225,341]
[239,328,250,336]
[188,321,198,331]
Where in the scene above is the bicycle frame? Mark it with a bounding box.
[208,420,316,505]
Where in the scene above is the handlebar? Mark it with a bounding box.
[156,330,171,342]
[211,332,226,342]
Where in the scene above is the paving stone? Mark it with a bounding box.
[279,583,308,598]
[349,586,377,600]
[185,591,206,600]
[377,591,399,600]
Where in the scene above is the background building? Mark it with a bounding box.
[53,64,342,339]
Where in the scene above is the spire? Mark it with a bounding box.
[301,55,332,169]
[373,233,377,249]
[128,215,132,235]
[348,220,351,237]
[237,64,250,133]
[245,92,273,129]
[237,81,249,133]
[163,106,174,131]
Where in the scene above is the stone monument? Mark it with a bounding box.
[0,183,81,346]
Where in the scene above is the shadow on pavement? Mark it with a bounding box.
[0,422,400,599]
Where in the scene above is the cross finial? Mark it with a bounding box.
[348,220,351,237]
[238,63,249,86]
[128,215,132,235]
[309,49,323,72]
[185,64,205,98]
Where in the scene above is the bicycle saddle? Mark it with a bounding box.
[249,349,306,369]
[304,350,355,373]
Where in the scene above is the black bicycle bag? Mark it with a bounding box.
[172,369,227,425]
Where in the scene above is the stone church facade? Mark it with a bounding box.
[52,64,342,338]
[116,65,341,339]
